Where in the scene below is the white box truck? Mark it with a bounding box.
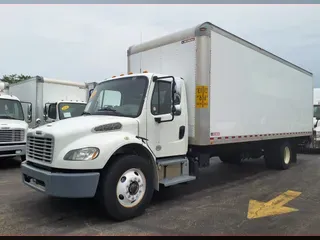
[0,81,31,161]
[9,76,97,128]
[21,22,313,221]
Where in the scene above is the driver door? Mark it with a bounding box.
[146,77,187,158]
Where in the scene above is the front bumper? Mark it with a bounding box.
[0,144,26,158]
[21,161,100,198]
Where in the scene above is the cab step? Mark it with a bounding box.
[157,156,188,166]
[160,175,196,187]
[157,156,196,187]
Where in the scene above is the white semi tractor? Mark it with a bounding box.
[9,76,97,128]
[21,22,313,221]
[0,81,30,161]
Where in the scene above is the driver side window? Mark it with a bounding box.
[151,81,172,115]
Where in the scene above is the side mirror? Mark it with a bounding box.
[174,104,181,116]
[47,103,57,120]
[27,104,32,114]
[21,101,32,123]
[153,78,176,124]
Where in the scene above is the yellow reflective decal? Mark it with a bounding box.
[196,85,209,108]
[61,105,69,111]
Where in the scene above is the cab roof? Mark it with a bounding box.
[0,93,20,101]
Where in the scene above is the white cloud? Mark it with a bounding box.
[0,5,319,85]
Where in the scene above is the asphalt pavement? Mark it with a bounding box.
[0,154,320,235]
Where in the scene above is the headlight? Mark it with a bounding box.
[64,147,100,161]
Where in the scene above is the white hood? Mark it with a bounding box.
[28,115,139,139]
[0,119,28,130]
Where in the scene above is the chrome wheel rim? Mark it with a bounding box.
[284,146,291,164]
[116,168,146,208]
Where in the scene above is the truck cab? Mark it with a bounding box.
[42,100,87,125]
[0,82,31,160]
[21,73,187,220]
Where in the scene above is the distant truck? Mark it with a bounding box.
[9,76,97,128]
[21,22,313,221]
[303,88,320,150]
[0,81,31,161]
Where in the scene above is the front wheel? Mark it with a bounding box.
[98,155,154,221]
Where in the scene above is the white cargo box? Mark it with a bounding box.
[127,22,313,146]
[9,77,93,128]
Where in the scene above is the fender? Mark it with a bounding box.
[54,131,159,189]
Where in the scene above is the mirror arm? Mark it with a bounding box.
[153,76,176,124]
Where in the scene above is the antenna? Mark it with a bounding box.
[139,31,142,73]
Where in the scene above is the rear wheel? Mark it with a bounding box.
[98,155,154,221]
[264,140,293,170]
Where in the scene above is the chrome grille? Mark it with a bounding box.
[27,136,54,163]
[0,129,25,143]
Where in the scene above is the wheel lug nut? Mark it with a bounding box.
[120,176,126,183]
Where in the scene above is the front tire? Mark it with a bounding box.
[99,155,154,221]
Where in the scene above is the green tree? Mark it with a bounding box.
[0,74,32,84]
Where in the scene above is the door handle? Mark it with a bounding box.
[179,126,185,139]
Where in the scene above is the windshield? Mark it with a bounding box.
[58,102,87,120]
[314,105,320,119]
[0,99,24,121]
[84,76,148,118]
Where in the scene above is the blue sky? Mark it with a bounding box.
[0,5,319,86]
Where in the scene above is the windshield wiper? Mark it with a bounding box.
[0,116,17,120]
[82,111,91,116]
[98,107,117,112]
[97,107,125,116]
